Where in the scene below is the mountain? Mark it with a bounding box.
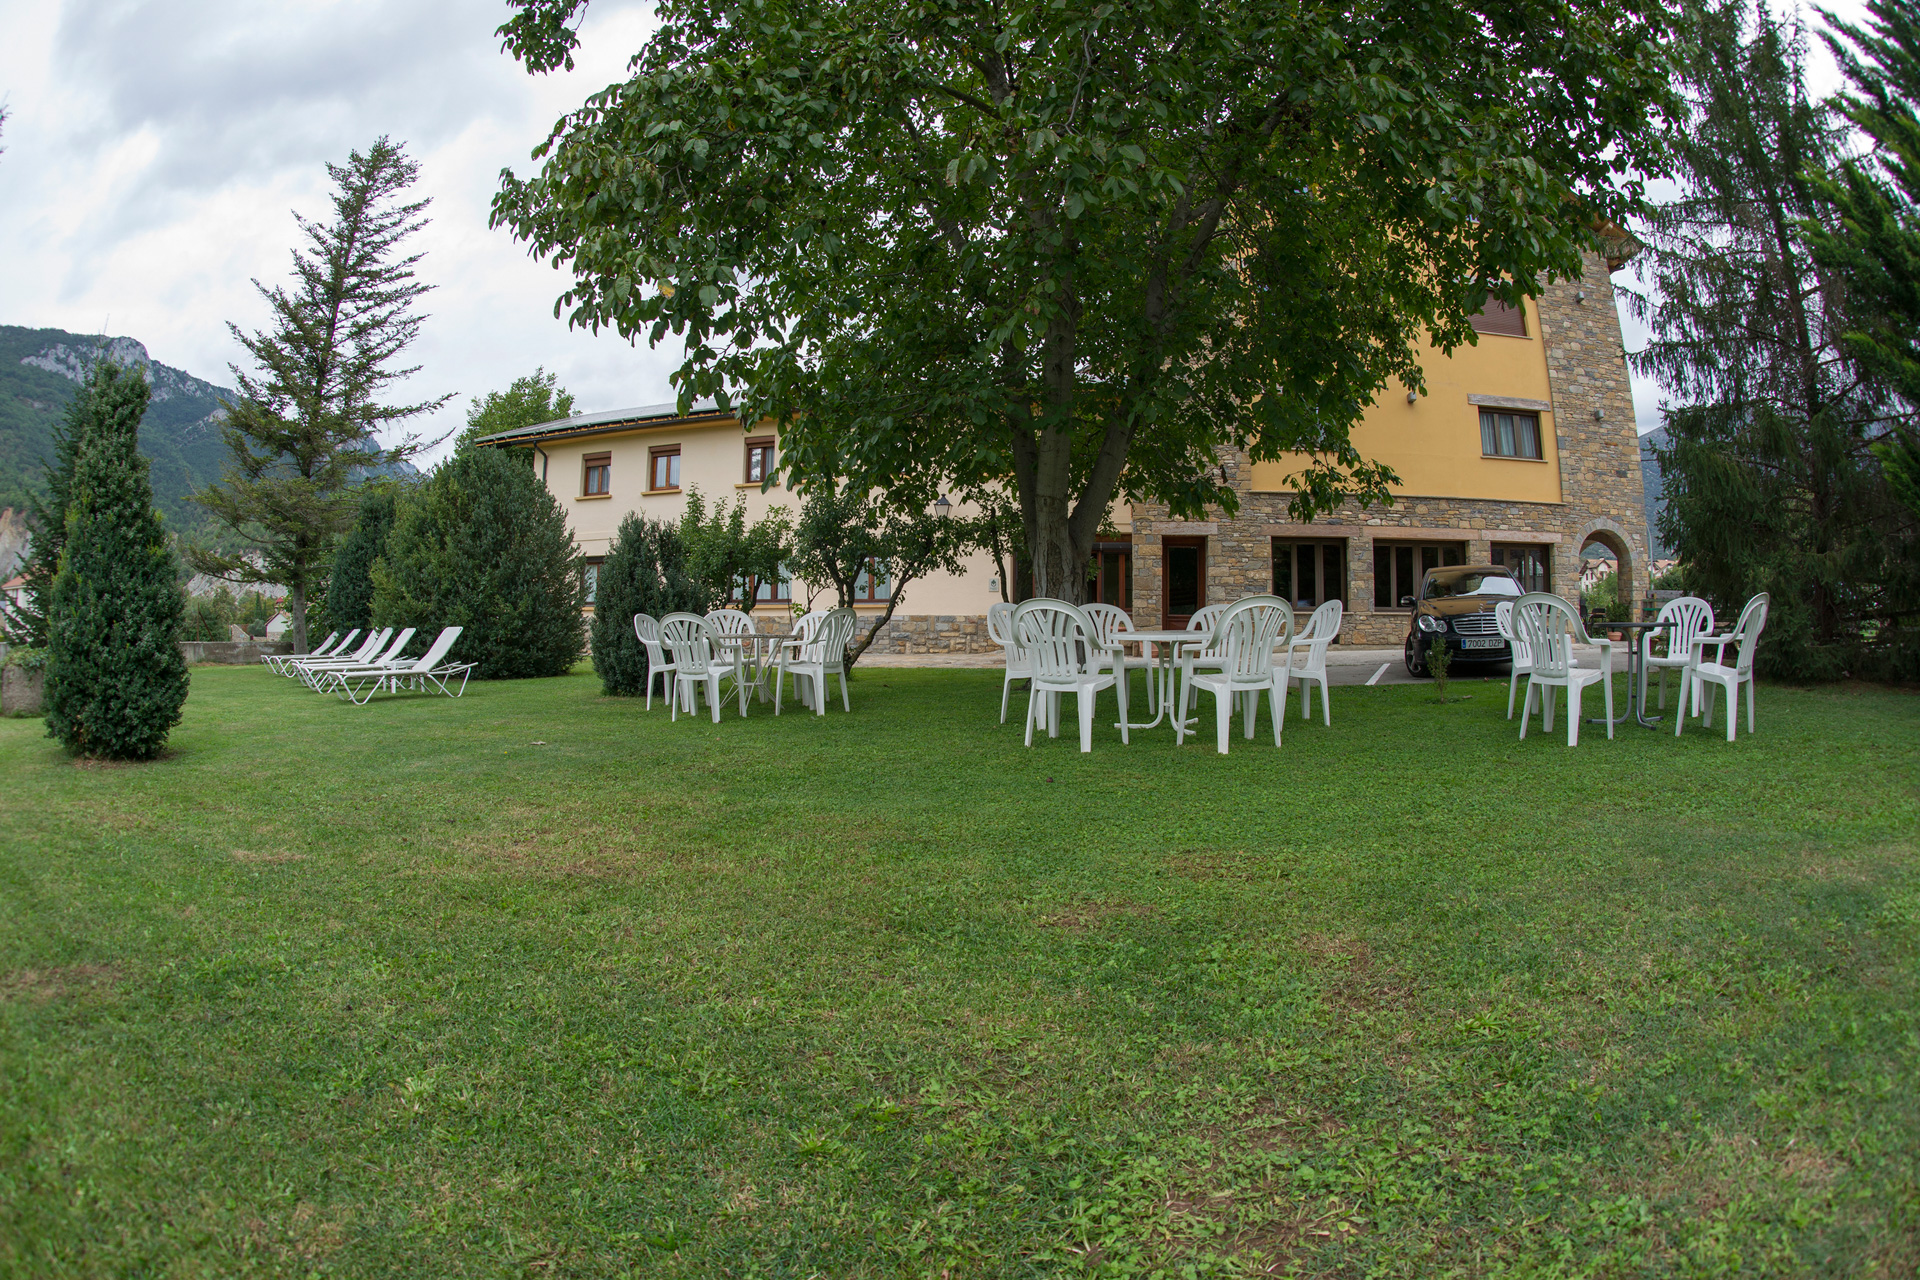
[0,324,418,545]
[0,325,238,534]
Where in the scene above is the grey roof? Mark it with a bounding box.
[472,398,727,446]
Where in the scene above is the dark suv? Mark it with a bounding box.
[1403,564,1524,676]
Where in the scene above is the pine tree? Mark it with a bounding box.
[1628,2,1920,679]
[326,485,405,632]
[371,448,584,679]
[44,363,189,759]
[590,513,707,695]
[190,137,448,653]
[1806,0,1920,514]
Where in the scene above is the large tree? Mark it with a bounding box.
[44,363,189,760]
[492,0,1676,601]
[1806,0,1920,514]
[191,137,447,651]
[454,367,577,454]
[1630,2,1920,679]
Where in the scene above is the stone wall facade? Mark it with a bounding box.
[855,613,998,655]
[1130,250,1651,647]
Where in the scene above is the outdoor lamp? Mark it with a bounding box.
[933,494,952,519]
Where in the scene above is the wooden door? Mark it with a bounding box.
[1162,537,1206,629]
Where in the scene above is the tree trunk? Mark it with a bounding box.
[289,585,309,654]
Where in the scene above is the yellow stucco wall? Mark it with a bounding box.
[1249,300,1563,504]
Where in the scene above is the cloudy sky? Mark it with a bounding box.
[0,0,1877,462]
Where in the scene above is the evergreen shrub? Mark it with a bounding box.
[328,486,404,633]
[372,447,584,678]
[44,363,190,759]
[591,513,709,695]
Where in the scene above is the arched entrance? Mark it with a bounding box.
[1575,520,1638,626]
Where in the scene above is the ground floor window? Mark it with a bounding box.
[583,557,604,606]
[1272,539,1346,610]
[854,557,892,602]
[1088,541,1131,607]
[1490,543,1551,593]
[1373,541,1465,609]
[734,563,792,606]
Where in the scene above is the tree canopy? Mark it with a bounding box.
[455,367,577,454]
[494,0,1678,598]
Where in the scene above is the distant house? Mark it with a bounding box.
[266,612,292,641]
[2,574,25,609]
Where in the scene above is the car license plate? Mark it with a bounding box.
[1460,636,1503,649]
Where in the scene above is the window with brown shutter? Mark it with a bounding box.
[1469,292,1528,337]
[581,453,612,497]
[744,437,775,484]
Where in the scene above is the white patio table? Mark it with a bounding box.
[713,632,778,704]
[1120,627,1211,733]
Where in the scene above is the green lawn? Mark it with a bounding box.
[1,664,1916,1277]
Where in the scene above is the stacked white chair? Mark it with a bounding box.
[631,613,677,710]
[986,601,1034,725]
[662,613,743,723]
[775,607,856,715]
[1493,600,1535,720]
[1282,599,1342,724]
[1642,595,1716,714]
[1176,595,1293,753]
[1512,593,1613,746]
[1677,593,1769,741]
[1013,599,1129,752]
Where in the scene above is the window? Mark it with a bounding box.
[1271,539,1347,610]
[583,557,604,605]
[853,557,891,602]
[1480,410,1543,460]
[1087,541,1131,607]
[1469,292,1528,337]
[1373,541,1465,609]
[582,452,611,497]
[734,563,793,606]
[744,437,776,484]
[648,445,681,492]
[1491,543,1551,593]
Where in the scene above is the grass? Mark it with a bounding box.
[0,663,1916,1277]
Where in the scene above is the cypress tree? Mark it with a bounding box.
[590,512,706,695]
[44,363,189,759]
[327,486,404,632]
[5,369,89,646]
[372,448,584,679]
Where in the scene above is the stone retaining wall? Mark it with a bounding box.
[855,613,998,655]
[2,665,43,717]
[179,640,293,665]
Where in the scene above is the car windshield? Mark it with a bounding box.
[1424,570,1522,599]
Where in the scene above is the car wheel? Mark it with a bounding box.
[1404,633,1427,677]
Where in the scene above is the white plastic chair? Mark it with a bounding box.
[1282,599,1341,724]
[1512,592,1613,746]
[986,601,1035,724]
[1176,595,1293,753]
[705,608,760,702]
[662,612,743,722]
[1082,603,1156,714]
[1013,599,1129,752]
[1642,595,1716,713]
[631,613,676,710]
[1493,600,1535,720]
[1678,593,1768,741]
[775,608,856,715]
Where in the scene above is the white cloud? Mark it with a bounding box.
[0,0,678,465]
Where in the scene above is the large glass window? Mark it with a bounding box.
[1272,539,1347,610]
[1479,410,1543,460]
[1087,541,1131,607]
[1491,543,1551,593]
[1373,541,1465,609]
[853,557,892,602]
[583,557,604,605]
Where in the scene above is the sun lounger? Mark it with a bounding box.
[327,627,473,704]
[290,628,397,687]
[265,630,340,675]
[300,628,415,689]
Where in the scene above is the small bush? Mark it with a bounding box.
[591,514,710,695]
[372,447,584,679]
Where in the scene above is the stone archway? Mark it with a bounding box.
[1574,516,1641,623]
